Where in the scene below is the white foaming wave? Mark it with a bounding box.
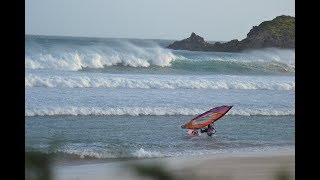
[25,45,176,71]
[243,48,295,65]
[228,108,295,116]
[25,107,201,116]
[25,106,294,116]
[53,148,163,159]
[178,48,294,65]
[25,74,295,90]
[48,146,294,159]
[56,149,117,159]
[132,148,164,158]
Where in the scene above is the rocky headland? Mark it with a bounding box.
[167,15,295,52]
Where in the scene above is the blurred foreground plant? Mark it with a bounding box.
[25,139,62,180]
[25,151,52,180]
[274,167,292,180]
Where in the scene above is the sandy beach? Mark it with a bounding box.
[53,149,295,180]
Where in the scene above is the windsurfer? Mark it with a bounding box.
[181,105,232,136]
[201,124,213,133]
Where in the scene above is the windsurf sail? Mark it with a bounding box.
[181,105,233,130]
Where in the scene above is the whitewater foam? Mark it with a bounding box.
[244,48,295,65]
[26,36,295,74]
[25,106,294,116]
[42,147,164,159]
[25,41,177,71]
[132,148,164,158]
[27,145,294,160]
[26,74,295,90]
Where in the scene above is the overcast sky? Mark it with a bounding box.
[26,0,294,41]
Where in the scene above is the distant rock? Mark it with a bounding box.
[167,32,212,51]
[167,15,295,52]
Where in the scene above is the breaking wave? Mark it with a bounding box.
[25,35,295,74]
[25,106,294,116]
[25,74,294,90]
[25,38,177,70]
[26,147,165,160]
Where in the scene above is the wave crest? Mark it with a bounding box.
[25,106,294,116]
[25,74,294,90]
[25,42,177,71]
[27,147,164,159]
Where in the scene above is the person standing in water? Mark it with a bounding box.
[201,124,211,133]
[201,123,216,136]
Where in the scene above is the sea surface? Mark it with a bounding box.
[25,35,295,163]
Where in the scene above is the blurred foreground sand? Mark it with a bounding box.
[54,150,294,180]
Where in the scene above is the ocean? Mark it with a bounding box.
[25,35,295,163]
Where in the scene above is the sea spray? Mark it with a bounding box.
[26,39,177,70]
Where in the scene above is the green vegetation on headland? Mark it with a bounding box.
[167,15,295,52]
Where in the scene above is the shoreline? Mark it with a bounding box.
[52,145,295,166]
[53,149,295,180]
